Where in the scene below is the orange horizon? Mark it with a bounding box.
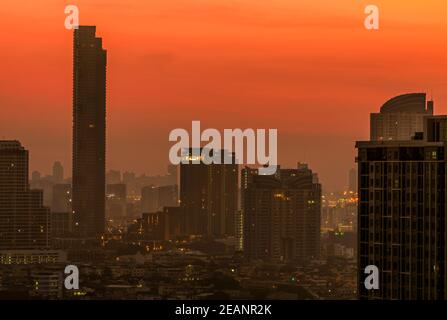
[1,0,447,190]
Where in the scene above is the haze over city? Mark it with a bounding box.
[2,0,447,190]
[3,0,447,307]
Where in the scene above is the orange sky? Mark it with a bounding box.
[1,0,447,190]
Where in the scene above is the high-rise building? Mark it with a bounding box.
[370,93,433,141]
[357,108,447,299]
[180,149,238,237]
[0,141,50,249]
[208,154,238,236]
[243,164,321,263]
[52,161,64,184]
[51,212,73,238]
[237,167,259,251]
[241,167,259,191]
[72,26,107,238]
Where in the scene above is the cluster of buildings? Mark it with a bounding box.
[6,23,444,302]
[0,25,328,299]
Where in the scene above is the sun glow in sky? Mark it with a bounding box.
[1,0,447,190]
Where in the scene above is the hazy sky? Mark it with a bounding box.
[1,0,447,190]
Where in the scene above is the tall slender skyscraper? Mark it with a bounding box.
[237,167,259,250]
[72,26,107,238]
[0,141,50,249]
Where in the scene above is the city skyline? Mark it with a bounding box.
[2,0,447,303]
[2,1,447,191]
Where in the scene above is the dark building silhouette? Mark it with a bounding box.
[357,109,447,299]
[243,164,321,263]
[180,149,238,237]
[72,26,107,238]
[0,141,50,249]
[51,212,73,238]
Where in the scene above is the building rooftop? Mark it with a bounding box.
[356,140,444,148]
[380,93,430,114]
[0,140,24,150]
